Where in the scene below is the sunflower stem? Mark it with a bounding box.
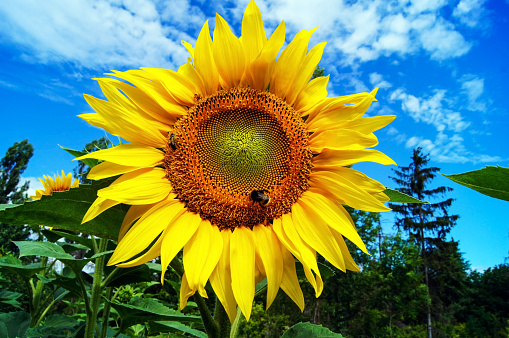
[194,293,219,338]
[85,237,107,338]
[214,298,232,338]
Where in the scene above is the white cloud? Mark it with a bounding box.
[453,0,486,27]
[0,0,480,70]
[460,75,486,112]
[369,72,392,89]
[20,177,44,199]
[404,132,504,164]
[390,88,470,132]
[0,0,194,69]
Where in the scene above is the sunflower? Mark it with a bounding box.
[31,170,79,200]
[76,0,395,322]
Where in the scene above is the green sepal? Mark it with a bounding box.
[383,188,427,203]
[60,145,100,169]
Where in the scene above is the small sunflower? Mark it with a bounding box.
[77,0,395,321]
[31,170,79,200]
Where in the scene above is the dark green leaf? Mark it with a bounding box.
[147,321,207,337]
[0,290,23,309]
[442,166,509,201]
[44,314,79,328]
[281,322,344,338]
[383,188,427,203]
[36,275,83,298]
[14,241,75,260]
[0,204,20,211]
[0,311,31,338]
[0,256,44,278]
[110,297,201,333]
[104,264,153,287]
[47,230,94,249]
[57,242,89,253]
[0,177,128,239]
[60,145,100,169]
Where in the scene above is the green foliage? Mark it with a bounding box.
[281,322,344,337]
[443,166,509,201]
[0,140,34,254]
[383,188,428,203]
[69,136,112,184]
[0,177,129,239]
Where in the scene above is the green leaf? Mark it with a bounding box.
[0,177,129,239]
[0,311,31,338]
[383,188,427,203]
[109,297,201,333]
[0,256,44,279]
[442,166,509,201]
[60,145,100,169]
[0,204,20,211]
[104,264,153,287]
[43,229,94,249]
[147,321,207,337]
[36,274,83,298]
[281,322,344,338]
[0,290,23,309]
[14,241,75,260]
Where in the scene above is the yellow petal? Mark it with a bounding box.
[87,162,142,180]
[183,220,223,297]
[312,148,396,167]
[270,28,316,100]
[74,143,163,167]
[273,215,323,297]
[179,273,195,310]
[78,113,110,131]
[97,168,171,205]
[108,199,185,265]
[195,20,219,95]
[242,20,285,90]
[109,70,188,118]
[329,228,360,272]
[181,40,195,59]
[279,243,305,311]
[252,225,283,309]
[213,14,246,89]
[178,58,206,97]
[286,42,326,106]
[309,129,379,153]
[309,171,390,212]
[230,227,255,321]
[84,94,166,148]
[82,197,120,224]
[116,236,163,268]
[140,67,197,106]
[299,191,368,254]
[96,78,178,125]
[160,211,202,283]
[314,166,386,193]
[291,201,346,272]
[210,231,238,323]
[327,115,396,135]
[294,75,329,114]
[241,0,267,64]
[118,203,158,241]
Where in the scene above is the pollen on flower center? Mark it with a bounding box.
[163,88,313,230]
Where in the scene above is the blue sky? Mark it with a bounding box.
[0,0,507,270]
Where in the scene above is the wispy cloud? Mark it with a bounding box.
[453,0,488,28]
[0,0,485,70]
[369,72,392,89]
[460,75,487,112]
[389,88,470,133]
[20,176,44,199]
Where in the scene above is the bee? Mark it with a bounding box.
[250,190,271,207]
[169,133,176,150]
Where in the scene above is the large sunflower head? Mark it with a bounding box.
[31,170,79,200]
[77,0,395,322]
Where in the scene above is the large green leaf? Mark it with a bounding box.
[0,290,23,309]
[0,177,128,239]
[110,297,202,333]
[0,256,44,279]
[442,166,509,201]
[103,264,153,287]
[147,321,207,337]
[383,188,427,203]
[15,241,75,260]
[0,311,31,338]
[281,322,344,338]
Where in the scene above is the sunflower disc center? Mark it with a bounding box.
[164,88,312,230]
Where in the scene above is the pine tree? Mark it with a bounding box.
[389,147,460,338]
[0,139,34,253]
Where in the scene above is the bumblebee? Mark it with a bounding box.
[169,133,176,150]
[250,190,271,207]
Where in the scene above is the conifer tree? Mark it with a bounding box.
[0,139,34,252]
[389,147,460,338]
